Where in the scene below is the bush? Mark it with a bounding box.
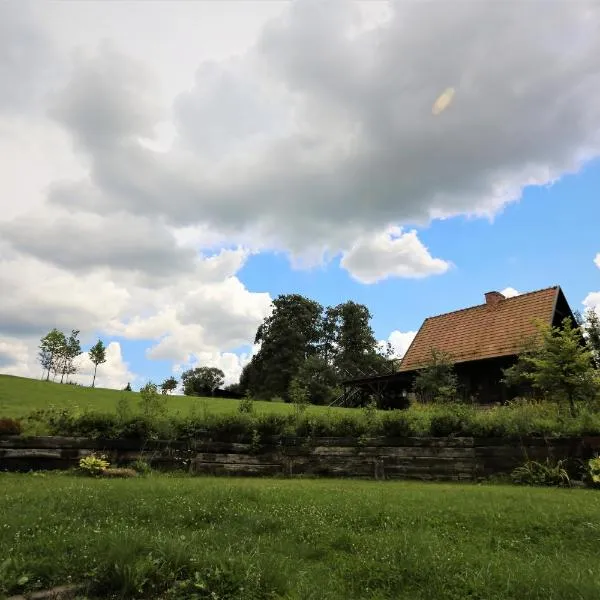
[0,417,22,436]
[131,458,152,475]
[586,456,600,488]
[511,458,570,487]
[79,453,110,476]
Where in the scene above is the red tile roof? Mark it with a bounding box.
[399,286,560,371]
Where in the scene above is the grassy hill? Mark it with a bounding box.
[0,374,351,419]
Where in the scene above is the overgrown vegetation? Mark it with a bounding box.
[2,474,600,600]
[412,349,458,403]
[511,458,571,487]
[12,397,600,441]
[504,317,599,415]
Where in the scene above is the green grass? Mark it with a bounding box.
[1,474,600,599]
[0,375,351,420]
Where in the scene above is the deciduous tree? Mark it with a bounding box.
[38,329,66,381]
[88,339,107,388]
[160,376,178,395]
[181,367,225,396]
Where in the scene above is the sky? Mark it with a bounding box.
[1,0,599,391]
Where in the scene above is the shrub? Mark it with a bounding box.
[238,393,254,414]
[0,417,22,436]
[79,453,110,476]
[511,458,570,487]
[139,382,167,419]
[131,458,152,475]
[586,456,600,488]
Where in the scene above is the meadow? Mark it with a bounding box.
[1,473,600,599]
[0,375,350,419]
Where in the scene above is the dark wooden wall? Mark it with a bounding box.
[2,435,599,481]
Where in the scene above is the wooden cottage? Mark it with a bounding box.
[340,286,577,407]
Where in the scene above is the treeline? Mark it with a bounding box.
[238,294,394,405]
[38,329,107,387]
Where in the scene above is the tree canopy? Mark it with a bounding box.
[182,367,225,396]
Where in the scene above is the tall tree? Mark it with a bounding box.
[160,376,178,395]
[181,367,225,396]
[249,294,323,400]
[329,301,383,378]
[38,329,66,381]
[88,339,107,388]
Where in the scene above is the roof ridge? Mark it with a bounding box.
[422,285,559,321]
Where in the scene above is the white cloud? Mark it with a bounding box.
[73,342,136,389]
[385,330,418,359]
[3,1,600,386]
[500,287,521,298]
[594,253,600,269]
[340,227,450,284]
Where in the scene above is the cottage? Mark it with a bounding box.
[340,286,577,407]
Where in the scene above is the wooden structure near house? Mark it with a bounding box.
[338,286,577,408]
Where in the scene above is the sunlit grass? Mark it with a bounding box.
[1,473,600,599]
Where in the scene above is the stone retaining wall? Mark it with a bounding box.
[2,435,600,480]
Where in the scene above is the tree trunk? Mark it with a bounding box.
[92,364,98,388]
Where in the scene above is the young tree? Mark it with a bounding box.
[59,330,82,384]
[503,317,598,416]
[38,328,66,381]
[583,309,600,368]
[181,367,225,396]
[160,376,178,395]
[88,339,107,388]
[124,382,132,392]
[413,349,458,403]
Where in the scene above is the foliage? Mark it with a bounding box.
[295,355,340,405]
[582,309,600,368]
[88,339,107,388]
[79,453,110,476]
[3,474,600,600]
[511,458,570,487]
[124,382,132,392]
[503,318,599,416]
[160,376,178,395]
[138,382,167,419]
[238,392,254,414]
[243,294,324,401]
[0,417,22,435]
[131,458,152,475]
[586,456,600,487]
[56,330,82,384]
[288,375,309,416]
[38,328,66,382]
[413,349,459,403]
[181,367,225,396]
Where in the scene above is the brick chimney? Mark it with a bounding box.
[485,291,505,306]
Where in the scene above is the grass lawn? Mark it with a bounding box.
[0,375,354,420]
[1,474,600,599]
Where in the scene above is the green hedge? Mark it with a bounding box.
[13,400,600,441]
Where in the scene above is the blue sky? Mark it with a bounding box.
[1,1,599,390]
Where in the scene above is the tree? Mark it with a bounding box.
[124,382,132,392]
[160,376,178,395]
[413,349,458,403]
[181,367,225,396]
[88,339,107,388]
[58,330,82,384]
[503,318,598,416]
[295,355,340,405]
[328,301,385,378]
[583,309,600,369]
[248,294,324,400]
[38,329,66,381]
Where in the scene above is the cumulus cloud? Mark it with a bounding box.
[340,228,450,284]
[381,330,418,359]
[45,0,600,260]
[595,253,600,269]
[73,341,136,390]
[500,287,521,298]
[3,1,600,385]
